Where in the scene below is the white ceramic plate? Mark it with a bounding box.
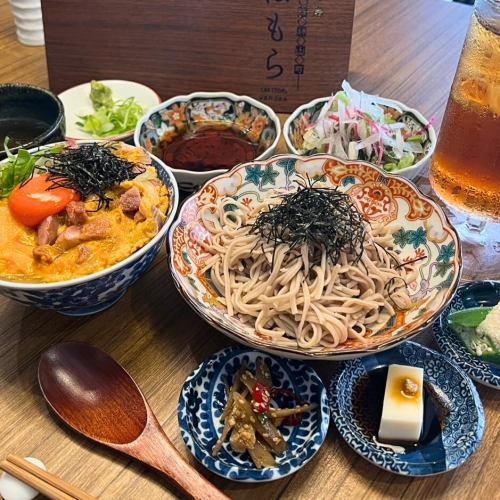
[58,80,161,142]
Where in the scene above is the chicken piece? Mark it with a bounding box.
[37,216,59,246]
[66,201,88,225]
[81,217,111,241]
[134,210,146,223]
[56,225,82,249]
[120,186,142,213]
[33,245,56,264]
[77,245,92,264]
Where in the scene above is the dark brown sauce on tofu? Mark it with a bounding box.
[353,367,445,449]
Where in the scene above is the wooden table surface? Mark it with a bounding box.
[1,0,499,499]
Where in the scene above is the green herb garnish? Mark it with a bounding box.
[0,137,62,198]
[77,81,145,138]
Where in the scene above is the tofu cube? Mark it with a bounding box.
[378,364,424,443]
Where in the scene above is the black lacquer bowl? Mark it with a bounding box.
[0,83,65,159]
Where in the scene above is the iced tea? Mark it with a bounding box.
[431,10,500,220]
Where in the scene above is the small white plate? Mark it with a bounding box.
[58,80,161,142]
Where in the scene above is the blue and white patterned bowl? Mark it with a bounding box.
[329,341,485,476]
[0,141,179,315]
[434,280,500,389]
[178,346,330,482]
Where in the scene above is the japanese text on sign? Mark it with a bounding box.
[261,0,313,102]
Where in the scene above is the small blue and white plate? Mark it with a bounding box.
[433,280,500,389]
[178,346,330,482]
[329,341,485,476]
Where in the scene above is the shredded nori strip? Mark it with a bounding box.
[38,142,145,209]
[250,178,367,268]
[394,254,427,269]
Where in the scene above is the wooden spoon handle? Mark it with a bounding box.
[147,439,228,500]
[119,417,229,500]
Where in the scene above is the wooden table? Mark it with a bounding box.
[1,0,498,499]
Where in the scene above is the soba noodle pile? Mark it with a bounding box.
[200,185,416,349]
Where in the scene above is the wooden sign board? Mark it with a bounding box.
[42,0,355,113]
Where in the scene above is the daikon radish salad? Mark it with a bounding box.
[297,82,432,172]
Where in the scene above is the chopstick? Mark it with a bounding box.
[0,455,95,500]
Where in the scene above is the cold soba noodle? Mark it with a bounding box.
[200,183,416,349]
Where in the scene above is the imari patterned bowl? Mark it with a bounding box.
[284,96,436,180]
[0,141,179,316]
[178,346,329,482]
[328,341,485,476]
[434,280,500,389]
[168,154,461,360]
[134,91,281,190]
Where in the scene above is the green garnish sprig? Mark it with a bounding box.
[0,137,63,198]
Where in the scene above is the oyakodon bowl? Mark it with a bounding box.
[168,154,461,360]
[284,96,436,181]
[134,91,281,191]
[0,141,179,316]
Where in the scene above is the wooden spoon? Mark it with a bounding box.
[38,342,228,500]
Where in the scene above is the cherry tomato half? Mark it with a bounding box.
[8,174,80,227]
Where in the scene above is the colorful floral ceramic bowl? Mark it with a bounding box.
[178,346,329,482]
[329,341,485,476]
[134,91,281,190]
[168,154,461,360]
[284,96,436,181]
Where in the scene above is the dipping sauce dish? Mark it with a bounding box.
[134,91,281,190]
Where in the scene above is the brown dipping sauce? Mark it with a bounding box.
[159,126,258,171]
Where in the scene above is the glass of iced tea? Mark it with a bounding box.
[430,0,499,278]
